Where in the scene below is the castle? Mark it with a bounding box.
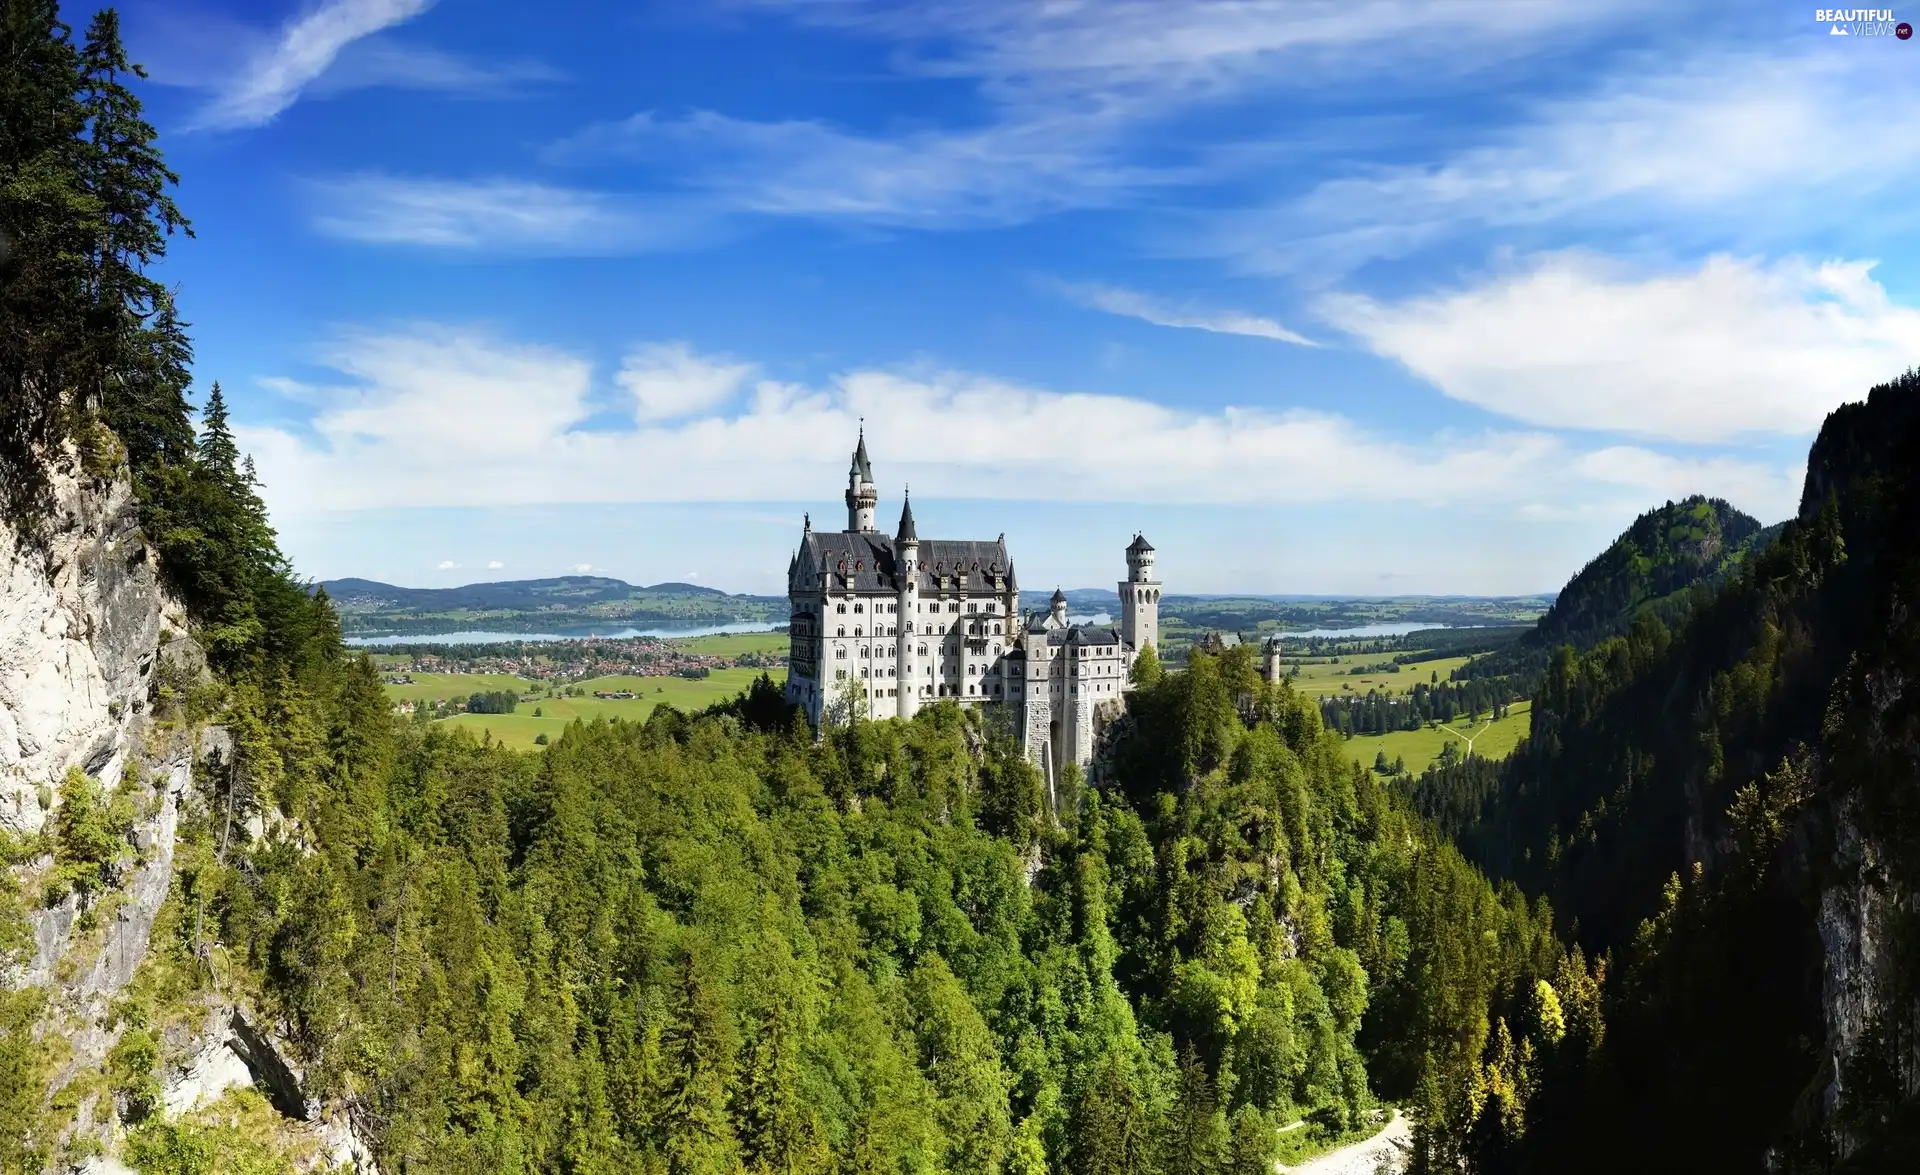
[784,433,1161,781]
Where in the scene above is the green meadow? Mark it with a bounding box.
[1277,654,1474,697]
[668,630,787,656]
[1343,700,1533,774]
[381,671,538,703]
[430,667,782,749]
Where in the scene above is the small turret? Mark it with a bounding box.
[1050,587,1067,627]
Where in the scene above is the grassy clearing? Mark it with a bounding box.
[1278,655,1474,698]
[670,630,787,656]
[380,672,539,703]
[1343,700,1533,774]
[437,667,783,750]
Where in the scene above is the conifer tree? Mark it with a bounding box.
[657,947,739,1175]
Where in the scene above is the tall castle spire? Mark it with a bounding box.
[845,425,878,532]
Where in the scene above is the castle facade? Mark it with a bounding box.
[784,433,1161,780]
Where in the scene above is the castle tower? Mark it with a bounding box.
[1049,586,1067,628]
[845,429,878,532]
[1119,534,1159,653]
[895,493,919,720]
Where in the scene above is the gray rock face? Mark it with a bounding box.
[0,457,178,835]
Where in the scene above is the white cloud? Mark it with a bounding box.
[196,0,433,130]
[1321,252,1920,443]
[570,563,597,573]
[310,175,710,252]
[435,559,460,570]
[617,343,754,422]
[239,325,1805,529]
[1056,282,1317,345]
[486,560,505,569]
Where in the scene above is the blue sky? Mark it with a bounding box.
[108,0,1920,595]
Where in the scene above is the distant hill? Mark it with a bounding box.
[1522,496,1779,653]
[319,575,784,638]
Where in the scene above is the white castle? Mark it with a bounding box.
[784,432,1161,780]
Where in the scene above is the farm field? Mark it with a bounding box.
[381,671,538,703]
[1279,654,1474,697]
[1344,700,1532,775]
[435,667,781,749]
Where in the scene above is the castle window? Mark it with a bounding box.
[967,602,977,613]
[837,603,846,614]
[861,668,869,677]
[967,684,975,695]
[918,644,927,655]
[854,603,864,613]
[836,627,845,637]
[993,623,1002,634]
[836,670,847,679]
[835,648,846,659]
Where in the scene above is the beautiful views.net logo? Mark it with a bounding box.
[1816,8,1912,35]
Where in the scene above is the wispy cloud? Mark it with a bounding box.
[1056,281,1317,345]
[550,110,1177,229]
[1321,252,1920,442]
[239,325,1804,526]
[306,37,560,99]
[309,175,716,253]
[195,0,435,130]
[1212,50,1920,275]
[545,1,1658,232]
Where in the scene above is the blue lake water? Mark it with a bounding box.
[344,620,784,647]
[1270,622,1466,640]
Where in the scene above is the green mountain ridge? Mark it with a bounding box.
[319,575,788,636]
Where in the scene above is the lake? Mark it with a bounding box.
[1270,622,1469,640]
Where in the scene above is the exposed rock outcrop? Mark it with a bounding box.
[0,457,181,835]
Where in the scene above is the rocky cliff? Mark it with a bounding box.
[1,457,375,1173]
[0,458,179,836]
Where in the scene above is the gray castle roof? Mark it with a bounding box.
[793,530,1014,595]
[1128,533,1154,554]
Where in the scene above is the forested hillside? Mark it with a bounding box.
[1409,371,1920,1172]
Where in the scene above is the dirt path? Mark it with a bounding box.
[1277,1110,1411,1175]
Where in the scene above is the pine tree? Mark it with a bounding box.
[197,380,239,478]
[657,947,739,1175]
[1164,1043,1228,1175]
[734,998,825,1175]
[1073,1051,1151,1175]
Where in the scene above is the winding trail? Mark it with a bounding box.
[1277,1110,1411,1175]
